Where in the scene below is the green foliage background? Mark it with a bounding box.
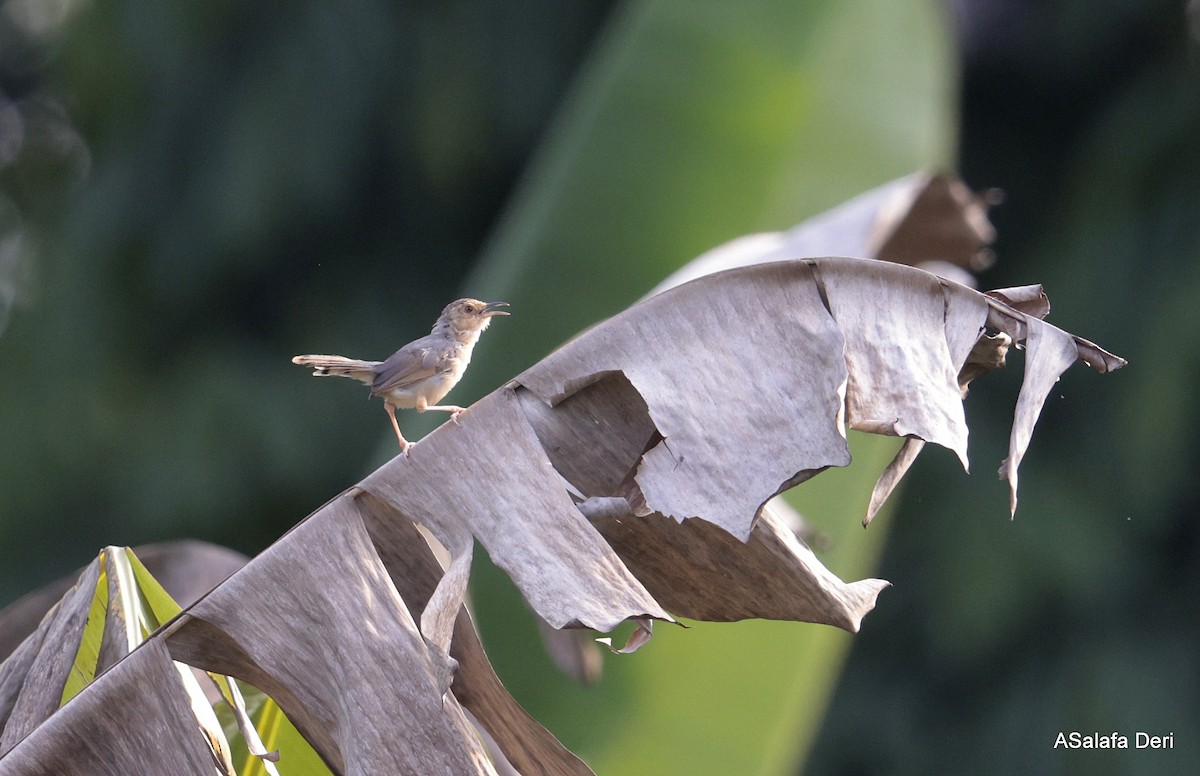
[1,0,1196,774]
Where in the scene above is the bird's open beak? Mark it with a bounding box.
[482,301,510,317]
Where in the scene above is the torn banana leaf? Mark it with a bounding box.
[0,500,596,774]
[352,251,1121,664]
[0,641,219,775]
[356,490,595,776]
[0,249,1123,776]
[0,546,270,774]
[520,260,851,543]
[161,492,499,775]
[0,562,99,756]
[581,500,887,630]
[514,254,1123,567]
[359,386,672,639]
[0,540,247,663]
[650,172,997,296]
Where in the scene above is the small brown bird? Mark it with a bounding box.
[293,298,509,456]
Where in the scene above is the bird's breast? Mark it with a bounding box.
[380,353,468,408]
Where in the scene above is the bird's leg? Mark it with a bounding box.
[385,402,412,457]
[418,403,467,426]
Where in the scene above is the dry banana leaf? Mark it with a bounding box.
[0,214,1124,775]
[0,561,99,755]
[0,541,247,663]
[650,172,996,295]
[0,641,216,776]
[162,492,499,775]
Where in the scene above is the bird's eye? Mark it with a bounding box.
[465,305,476,313]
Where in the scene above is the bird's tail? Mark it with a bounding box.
[291,354,379,384]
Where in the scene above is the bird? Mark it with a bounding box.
[293,298,509,456]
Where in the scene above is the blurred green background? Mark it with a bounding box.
[1,1,1196,774]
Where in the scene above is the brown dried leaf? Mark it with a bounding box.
[0,168,1132,775]
[818,259,978,467]
[359,386,670,638]
[355,490,597,776]
[520,260,851,542]
[863,437,926,528]
[518,254,1122,548]
[652,173,996,295]
[0,636,40,751]
[0,541,247,664]
[976,291,1126,512]
[596,619,654,654]
[162,493,498,775]
[582,500,887,630]
[873,174,998,272]
[862,279,992,525]
[1000,317,1090,515]
[0,642,218,775]
[0,560,98,755]
[956,332,1012,395]
[862,280,1125,522]
[564,174,1000,625]
[986,285,1051,319]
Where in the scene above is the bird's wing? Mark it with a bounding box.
[371,335,446,395]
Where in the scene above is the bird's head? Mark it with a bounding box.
[439,298,510,337]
